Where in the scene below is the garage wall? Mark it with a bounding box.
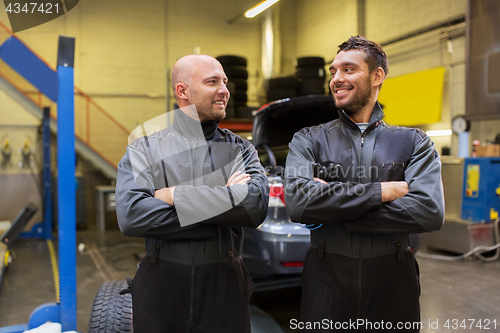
[0,80,43,224]
[295,0,359,62]
[366,0,465,42]
[278,0,297,76]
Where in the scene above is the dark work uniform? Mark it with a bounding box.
[285,103,444,332]
[116,109,269,333]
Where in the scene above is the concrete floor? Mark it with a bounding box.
[0,226,499,333]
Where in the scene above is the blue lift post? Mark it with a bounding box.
[18,107,53,240]
[0,36,77,332]
[42,107,53,241]
[56,35,77,331]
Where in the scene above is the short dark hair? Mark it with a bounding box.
[338,35,388,76]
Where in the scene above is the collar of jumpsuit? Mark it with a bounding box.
[173,108,219,140]
[338,101,385,132]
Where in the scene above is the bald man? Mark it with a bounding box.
[115,55,269,333]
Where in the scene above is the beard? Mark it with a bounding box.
[189,90,226,122]
[335,77,372,117]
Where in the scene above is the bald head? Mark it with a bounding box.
[171,55,222,98]
[170,55,230,121]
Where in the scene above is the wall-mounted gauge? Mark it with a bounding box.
[451,115,470,134]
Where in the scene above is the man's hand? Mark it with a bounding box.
[155,187,175,205]
[381,181,408,202]
[226,170,251,186]
[313,177,327,184]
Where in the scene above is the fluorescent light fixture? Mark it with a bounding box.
[245,0,279,18]
[426,129,452,136]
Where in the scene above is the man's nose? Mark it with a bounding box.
[331,72,344,85]
[218,83,230,96]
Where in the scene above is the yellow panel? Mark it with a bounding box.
[378,67,445,126]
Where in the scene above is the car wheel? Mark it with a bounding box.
[88,280,133,333]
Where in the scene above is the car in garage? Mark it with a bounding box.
[244,95,339,291]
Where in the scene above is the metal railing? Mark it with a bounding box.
[0,21,129,169]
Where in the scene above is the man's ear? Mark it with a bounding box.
[372,67,385,87]
[176,83,189,101]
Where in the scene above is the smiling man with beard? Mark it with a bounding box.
[284,36,444,332]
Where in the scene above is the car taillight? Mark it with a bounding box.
[281,262,304,267]
[269,183,285,207]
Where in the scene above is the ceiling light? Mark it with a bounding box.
[245,0,279,18]
[426,129,452,136]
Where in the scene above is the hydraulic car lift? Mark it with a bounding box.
[0,35,77,332]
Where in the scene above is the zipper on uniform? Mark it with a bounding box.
[359,132,366,182]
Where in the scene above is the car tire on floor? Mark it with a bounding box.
[88,280,133,333]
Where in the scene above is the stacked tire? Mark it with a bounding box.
[266,76,298,103]
[216,55,248,118]
[296,56,326,96]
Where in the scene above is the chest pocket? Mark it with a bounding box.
[372,127,415,182]
[378,162,405,181]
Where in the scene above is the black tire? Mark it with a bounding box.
[225,106,236,118]
[296,56,325,68]
[230,78,248,91]
[233,90,247,102]
[88,280,133,333]
[216,55,247,67]
[296,67,325,79]
[236,106,257,118]
[224,66,248,79]
[298,78,326,95]
[234,101,247,109]
[226,81,236,95]
[268,76,298,89]
[267,87,298,99]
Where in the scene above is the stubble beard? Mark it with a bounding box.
[190,91,226,122]
[337,78,372,118]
